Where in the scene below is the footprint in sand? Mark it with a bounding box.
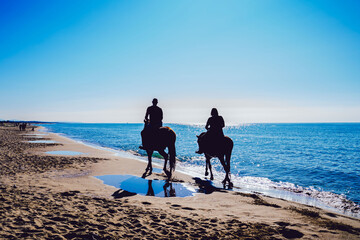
[181,207,195,210]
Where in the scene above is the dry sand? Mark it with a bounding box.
[0,126,359,239]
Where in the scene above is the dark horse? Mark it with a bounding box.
[197,132,233,188]
[141,121,176,180]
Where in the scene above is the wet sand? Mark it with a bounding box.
[0,126,360,239]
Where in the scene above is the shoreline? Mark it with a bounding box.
[40,125,360,219]
[1,126,360,239]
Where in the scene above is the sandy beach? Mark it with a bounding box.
[0,126,359,239]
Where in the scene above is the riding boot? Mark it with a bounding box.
[195,149,203,154]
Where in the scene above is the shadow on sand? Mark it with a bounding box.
[193,177,228,194]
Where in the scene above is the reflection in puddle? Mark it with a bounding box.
[46,151,85,156]
[27,140,58,144]
[95,175,195,198]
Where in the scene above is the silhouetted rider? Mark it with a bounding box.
[140,98,163,150]
[205,108,225,136]
[196,108,225,154]
[145,98,163,128]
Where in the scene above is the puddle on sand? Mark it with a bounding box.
[95,175,195,198]
[27,140,58,144]
[152,168,163,173]
[23,133,48,136]
[46,151,85,156]
[24,135,47,138]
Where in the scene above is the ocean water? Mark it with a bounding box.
[41,123,360,217]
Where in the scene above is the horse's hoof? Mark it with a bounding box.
[165,171,172,180]
[205,171,208,176]
[229,182,234,189]
[210,176,214,181]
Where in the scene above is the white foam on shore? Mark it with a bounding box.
[175,158,360,219]
[41,126,360,219]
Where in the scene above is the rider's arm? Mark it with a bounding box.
[145,107,150,121]
[205,118,210,130]
[160,108,163,121]
[220,116,225,128]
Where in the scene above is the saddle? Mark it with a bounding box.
[140,121,162,150]
[197,131,225,154]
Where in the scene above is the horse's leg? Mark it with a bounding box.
[159,149,169,178]
[225,151,233,188]
[159,149,168,172]
[205,155,214,180]
[218,155,230,186]
[146,150,153,175]
[205,157,209,177]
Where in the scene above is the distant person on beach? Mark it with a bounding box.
[140,98,163,150]
[19,123,27,131]
[196,108,225,154]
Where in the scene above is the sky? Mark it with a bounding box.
[0,0,360,124]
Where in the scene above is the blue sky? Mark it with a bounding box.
[0,0,359,123]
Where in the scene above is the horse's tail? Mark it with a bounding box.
[226,136,234,154]
[225,136,233,173]
[169,130,176,172]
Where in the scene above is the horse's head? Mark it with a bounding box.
[197,132,206,141]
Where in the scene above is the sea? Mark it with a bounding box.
[40,123,360,218]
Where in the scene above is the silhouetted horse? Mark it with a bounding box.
[141,121,176,180]
[197,132,233,188]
